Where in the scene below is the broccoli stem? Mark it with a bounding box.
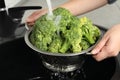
[59,40,70,53]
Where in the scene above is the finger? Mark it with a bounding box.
[26,14,37,23]
[92,42,119,61]
[27,22,35,26]
[26,11,41,23]
[91,35,108,54]
[92,46,109,61]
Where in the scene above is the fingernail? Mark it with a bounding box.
[91,49,98,54]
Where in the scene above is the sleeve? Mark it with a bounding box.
[107,0,117,4]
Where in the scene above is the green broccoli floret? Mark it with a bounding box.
[80,39,90,50]
[30,7,72,52]
[48,35,62,53]
[30,15,56,51]
[53,7,72,33]
[59,16,82,53]
[80,17,101,44]
[30,7,101,54]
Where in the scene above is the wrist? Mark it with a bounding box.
[107,0,117,4]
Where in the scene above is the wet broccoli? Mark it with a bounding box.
[79,17,101,50]
[80,17,101,44]
[59,16,82,53]
[30,7,101,53]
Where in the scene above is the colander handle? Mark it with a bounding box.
[85,50,93,55]
[86,52,92,55]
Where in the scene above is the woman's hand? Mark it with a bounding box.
[26,9,47,26]
[91,24,120,61]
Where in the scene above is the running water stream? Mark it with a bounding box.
[46,0,54,20]
[46,0,61,36]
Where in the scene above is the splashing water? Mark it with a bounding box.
[46,0,61,36]
[54,15,61,36]
[46,0,53,20]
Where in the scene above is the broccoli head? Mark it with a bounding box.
[30,7,101,54]
[80,17,101,44]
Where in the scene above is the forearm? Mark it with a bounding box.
[26,0,110,24]
[60,0,108,16]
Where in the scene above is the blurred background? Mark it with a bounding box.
[5,0,120,29]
